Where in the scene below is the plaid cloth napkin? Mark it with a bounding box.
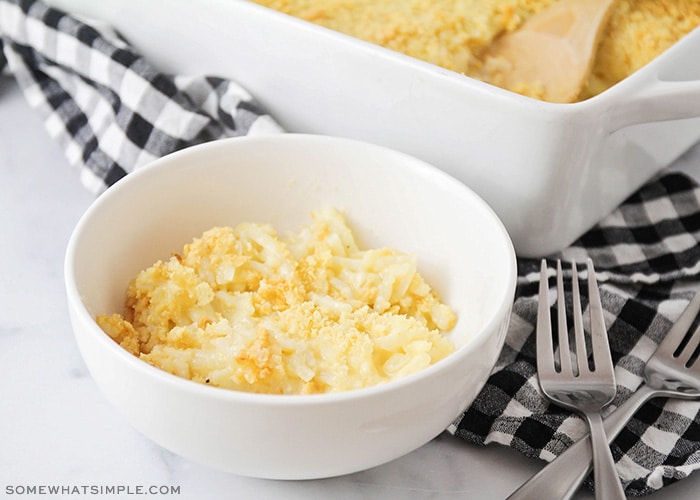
[3,0,700,497]
[450,172,700,496]
[0,0,283,194]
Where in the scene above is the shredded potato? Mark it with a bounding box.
[97,207,456,395]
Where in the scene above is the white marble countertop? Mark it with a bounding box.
[3,77,700,499]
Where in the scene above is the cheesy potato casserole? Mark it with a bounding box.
[98,207,456,395]
[251,0,700,101]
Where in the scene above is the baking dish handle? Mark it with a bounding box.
[605,77,700,133]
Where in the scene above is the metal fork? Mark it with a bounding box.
[509,272,700,500]
[536,259,625,500]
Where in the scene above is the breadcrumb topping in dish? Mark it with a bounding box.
[581,0,700,99]
[251,0,700,101]
[97,207,457,395]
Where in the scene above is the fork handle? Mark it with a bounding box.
[585,411,626,499]
[507,385,657,500]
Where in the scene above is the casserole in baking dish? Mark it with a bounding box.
[49,0,700,256]
[249,0,700,102]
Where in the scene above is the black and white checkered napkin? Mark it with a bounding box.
[3,0,700,496]
[451,172,700,496]
[0,0,283,194]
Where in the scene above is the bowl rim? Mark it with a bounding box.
[64,133,518,406]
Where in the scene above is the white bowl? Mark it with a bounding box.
[65,134,516,479]
[49,0,700,256]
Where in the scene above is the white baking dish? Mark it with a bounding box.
[49,0,700,256]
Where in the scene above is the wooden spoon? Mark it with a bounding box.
[482,0,617,103]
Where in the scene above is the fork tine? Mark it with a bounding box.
[571,261,587,375]
[556,260,574,376]
[537,259,556,378]
[687,326,700,376]
[676,322,700,368]
[586,259,614,377]
[655,291,700,359]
